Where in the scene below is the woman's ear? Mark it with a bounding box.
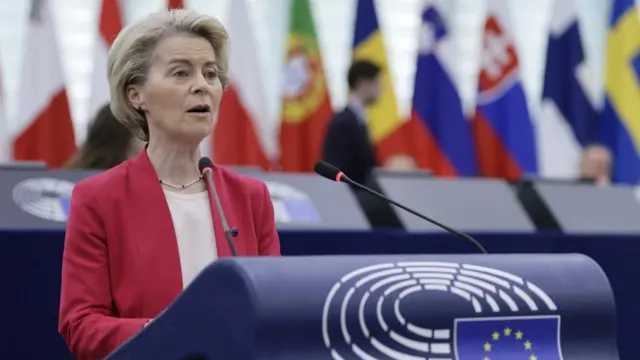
[127,84,145,110]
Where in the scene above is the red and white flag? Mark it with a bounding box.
[11,0,76,168]
[168,0,183,9]
[213,0,275,168]
[87,0,123,134]
[0,58,7,163]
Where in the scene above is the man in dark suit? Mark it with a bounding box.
[321,60,381,185]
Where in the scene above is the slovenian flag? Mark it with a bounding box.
[406,1,477,176]
[472,0,537,179]
[538,0,599,179]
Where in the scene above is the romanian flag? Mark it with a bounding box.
[601,0,640,183]
[352,0,408,165]
[279,0,333,172]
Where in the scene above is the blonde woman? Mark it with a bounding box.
[58,9,280,359]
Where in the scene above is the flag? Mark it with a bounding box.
[405,1,477,176]
[11,0,76,168]
[538,0,599,179]
[352,0,409,165]
[472,0,537,179]
[213,0,273,169]
[279,0,333,172]
[167,0,183,9]
[0,57,7,163]
[87,0,123,130]
[454,315,563,359]
[600,0,640,183]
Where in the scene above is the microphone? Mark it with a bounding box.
[198,157,238,257]
[314,161,487,254]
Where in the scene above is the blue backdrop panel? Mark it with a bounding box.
[107,254,616,360]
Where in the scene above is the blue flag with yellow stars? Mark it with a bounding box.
[454,316,563,359]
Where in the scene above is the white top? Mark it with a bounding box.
[163,190,217,289]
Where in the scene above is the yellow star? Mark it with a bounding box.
[524,340,533,350]
[492,331,500,341]
[484,342,492,352]
[529,355,537,360]
[504,327,512,336]
[515,330,523,340]
[484,357,491,360]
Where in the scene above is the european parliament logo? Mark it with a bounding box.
[455,315,562,360]
[265,181,320,223]
[322,261,563,359]
[12,177,75,222]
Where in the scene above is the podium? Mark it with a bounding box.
[107,254,618,360]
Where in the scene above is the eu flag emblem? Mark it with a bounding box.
[454,315,562,360]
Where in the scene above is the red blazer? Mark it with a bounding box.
[58,151,280,360]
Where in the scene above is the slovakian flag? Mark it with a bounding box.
[11,0,76,168]
[279,0,333,172]
[405,1,477,176]
[472,0,537,179]
[213,0,275,169]
[538,0,599,179]
[455,315,563,359]
[87,0,123,139]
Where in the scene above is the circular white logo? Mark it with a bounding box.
[322,261,558,359]
[13,177,75,222]
[264,181,320,223]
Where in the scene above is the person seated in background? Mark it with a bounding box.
[579,143,612,186]
[66,103,145,170]
[321,60,381,185]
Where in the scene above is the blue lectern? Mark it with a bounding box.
[107,254,618,360]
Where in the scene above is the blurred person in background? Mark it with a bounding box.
[579,144,612,186]
[66,103,145,170]
[322,60,381,185]
[58,9,280,359]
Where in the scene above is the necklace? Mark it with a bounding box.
[159,176,203,189]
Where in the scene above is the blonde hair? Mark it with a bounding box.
[107,9,229,141]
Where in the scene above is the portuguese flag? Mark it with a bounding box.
[279,0,333,172]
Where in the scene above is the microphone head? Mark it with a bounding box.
[314,161,345,182]
[198,157,214,174]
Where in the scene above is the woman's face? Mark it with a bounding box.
[127,33,223,144]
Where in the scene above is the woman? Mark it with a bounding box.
[66,103,145,170]
[58,9,280,359]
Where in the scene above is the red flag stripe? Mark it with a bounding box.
[12,90,76,168]
[99,0,123,46]
[168,0,184,9]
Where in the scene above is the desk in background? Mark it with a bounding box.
[3,168,640,359]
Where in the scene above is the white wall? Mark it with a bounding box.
[0,0,618,144]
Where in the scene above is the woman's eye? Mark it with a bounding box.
[206,70,218,79]
[174,70,188,77]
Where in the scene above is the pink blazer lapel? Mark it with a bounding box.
[126,152,183,294]
[209,165,236,257]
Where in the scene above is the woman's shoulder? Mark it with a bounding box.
[72,159,133,196]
